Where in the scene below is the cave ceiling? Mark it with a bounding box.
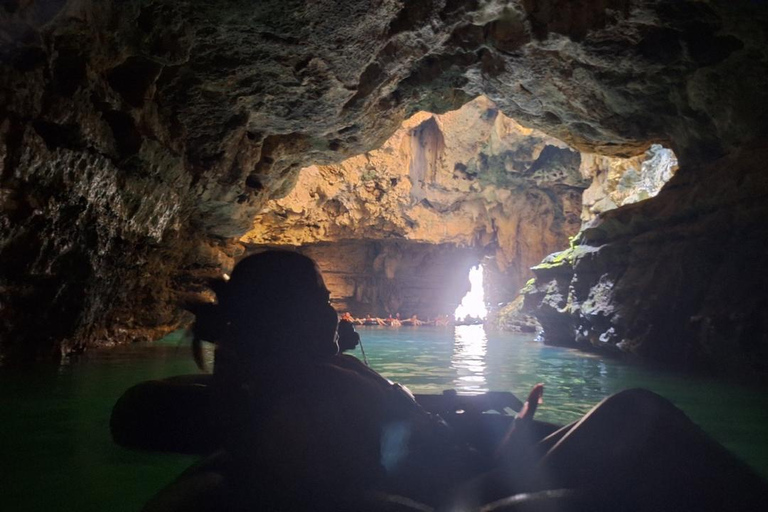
[1,0,767,364]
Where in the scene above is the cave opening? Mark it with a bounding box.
[454,264,488,322]
[248,95,679,325]
[3,1,768,509]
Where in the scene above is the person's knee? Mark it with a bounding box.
[565,388,681,446]
[597,388,674,420]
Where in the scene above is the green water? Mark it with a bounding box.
[2,326,767,512]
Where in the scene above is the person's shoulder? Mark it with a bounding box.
[330,355,385,378]
[313,356,375,383]
[302,358,390,411]
[332,353,366,369]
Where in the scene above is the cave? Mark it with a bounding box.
[2,0,768,509]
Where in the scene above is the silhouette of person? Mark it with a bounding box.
[145,250,768,512]
[181,251,479,510]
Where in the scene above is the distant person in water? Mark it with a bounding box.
[361,314,386,326]
[402,314,423,326]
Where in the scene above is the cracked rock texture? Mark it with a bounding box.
[245,96,586,310]
[1,0,767,377]
[580,144,678,225]
[524,142,768,382]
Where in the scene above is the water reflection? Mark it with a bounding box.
[483,333,619,422]
[451,325,488,393]
[1,326,766,512]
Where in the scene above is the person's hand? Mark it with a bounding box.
[517,383,544,422]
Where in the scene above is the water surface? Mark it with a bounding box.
[363,326,768,468]
[2,326,767,512]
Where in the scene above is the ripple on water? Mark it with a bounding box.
[1,327,767,512]
[356,326,768,476]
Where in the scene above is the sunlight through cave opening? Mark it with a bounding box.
[454,265,488,321]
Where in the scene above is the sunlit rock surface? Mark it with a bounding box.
[524,143,768,382]
[491,295,540,333]
[0,0,767,374]
[245,98,676,315]
[245,96,586,308]
[580,144,678,225]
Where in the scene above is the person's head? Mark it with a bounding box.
[189,251,339,368]
[337,319,360,352]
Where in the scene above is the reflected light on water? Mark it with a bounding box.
[454,265,487,320]
[451,325,488,393]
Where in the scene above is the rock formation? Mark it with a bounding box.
[245,96,586,313]
[524,141,768,382]
[295,240,483,319]
[244,97,676,317]
[0,0,766,380]
[580,144,678,225]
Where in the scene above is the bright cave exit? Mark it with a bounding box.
[454,264,488,323]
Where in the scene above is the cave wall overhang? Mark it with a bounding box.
[1,0,767,369]
[245,96,590,306]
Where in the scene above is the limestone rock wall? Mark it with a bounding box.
[245,98,676,316]
[245,96,587,307]
[580,144,678,225]
[1,0,767,369]
[524,142,768,382]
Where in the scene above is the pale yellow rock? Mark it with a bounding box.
[580,145,678,224]
[243,97,672,295]
[244,96,588,294]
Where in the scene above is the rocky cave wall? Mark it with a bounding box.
[1,0,767,379]
[244,96,678,316]
[245,96,587,310]
[580,144,678,225]
[524,141,768,382]
[277,240,482,319]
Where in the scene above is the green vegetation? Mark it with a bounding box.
[531,230,588,272]
[531,247,576,271]
[519,277,538,297]
[361,164,378,182]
